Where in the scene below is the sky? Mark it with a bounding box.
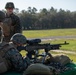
[0,0,76,12]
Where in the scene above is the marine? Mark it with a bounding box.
[0,33,30,73]
[3,2,22,42]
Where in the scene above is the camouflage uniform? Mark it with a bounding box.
[4,44,28,72]
[0,32,29,72]
[0,11,5,42]
[4,13,22,42]
[8,33,30,72]
[3,2,22,42]
[5,13,22,34]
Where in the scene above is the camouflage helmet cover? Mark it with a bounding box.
[5,2,15,9]
[23,63,51,75]
[10,33,27,44]
[0,11,5,22]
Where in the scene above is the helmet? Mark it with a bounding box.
[23,63,52,75]
[0,11,5,22]
[5,2,15,9]
[10,33,27,44]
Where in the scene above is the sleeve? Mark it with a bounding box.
[14,16,22,33]
[6,48,27,72]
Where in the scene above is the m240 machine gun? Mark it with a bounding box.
[17,39,69,63]
[26,39,69,52]
[25,39,69,63]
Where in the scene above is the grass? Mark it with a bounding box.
[21,29,76,62]
[39,39,76,51]
[23,28,76,38]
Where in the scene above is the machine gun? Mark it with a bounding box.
[26,39,69,52]
[25,39,69,63]
[17,38,69,63]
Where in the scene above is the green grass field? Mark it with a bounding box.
[47,39,76,51]
[23,28,76,38]
[21,29,76,62]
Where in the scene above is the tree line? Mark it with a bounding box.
[3,7,76,30]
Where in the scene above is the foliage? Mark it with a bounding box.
[18,7,76,30]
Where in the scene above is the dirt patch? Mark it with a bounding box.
[51,50,76,55]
